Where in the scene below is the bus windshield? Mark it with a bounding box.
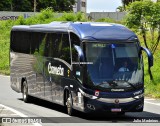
[84,42,143,90]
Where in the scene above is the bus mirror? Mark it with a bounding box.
[141,47,153,67]
[74,45,84,62]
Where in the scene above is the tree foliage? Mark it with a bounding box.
[12,0,32,11]
[124,1,160,80]
[117,0,141,12]
[0,0,11,11]
[54,0,75,12]
[125,1,160,51]
[37,0,56,12]
[116,6,124,12]
[0,0,75,12]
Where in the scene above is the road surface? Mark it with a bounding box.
[0,75,160,126]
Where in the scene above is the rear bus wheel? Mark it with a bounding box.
[22,81,30,103]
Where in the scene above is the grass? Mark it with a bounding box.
[0,22,10,75]
[0,9,160,98]
[135,30,160,98]
[143,48,160,98]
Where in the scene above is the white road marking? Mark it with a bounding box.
[0,104,42,126]
[0,75,10,78]
[144,101,160,106]
[0,104,27,117]
[0,114,18,116]
[145,99,155,100]
[0,108,8,110]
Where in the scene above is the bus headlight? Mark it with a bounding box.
[79,88,98,99]
[134,93,144,99]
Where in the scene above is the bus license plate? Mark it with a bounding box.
[111,108,121,112]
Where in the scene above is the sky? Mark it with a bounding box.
[87,0,122,13]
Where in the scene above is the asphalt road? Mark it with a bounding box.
[0,75,160,126]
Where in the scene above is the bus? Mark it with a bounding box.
[10,22,153,116]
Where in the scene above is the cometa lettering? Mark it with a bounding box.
[48,63,64,76]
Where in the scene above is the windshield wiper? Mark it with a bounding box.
[113,80,137,89]
[126,81,137,89]
[96,81,117,87]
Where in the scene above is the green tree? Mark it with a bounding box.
[33,0,56,12]
[125,1,160,52]
[0,0,12,11]
[116,6,124,12]
[35,0,75,12]
[125,1,160,80]
[12,0,32,11]
[55,0,75,12]
[0,0,75,12]
[121,0,142,11]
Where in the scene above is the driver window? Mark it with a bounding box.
[70,33,80,63]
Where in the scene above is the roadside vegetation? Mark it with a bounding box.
[0,1,160,98]
[0,9,88,76]
[124,1,160,98]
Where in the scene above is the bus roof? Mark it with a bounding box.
[12,22,137,41]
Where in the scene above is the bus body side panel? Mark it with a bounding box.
[10,52,37,94]
[10,54,54,100]
[10,30,45,99]
[10,52,22,93]
[43,57,85,109]
[30,55,45,98]
[43,57,53,102]
[43,58,64,105]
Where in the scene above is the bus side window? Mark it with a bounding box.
[59,33,71,64]
[70,33,80,63]
[53,33,71,64]
[11,31,30,54]
[30,32,44,54]
[43,32,71,65]
[40,33,58,58]
[70,33,82,81]
[44,33,52,57]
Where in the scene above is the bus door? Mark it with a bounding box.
[70,33,84,109]
[71,45,84,109]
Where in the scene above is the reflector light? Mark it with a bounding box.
[95,90,99,96]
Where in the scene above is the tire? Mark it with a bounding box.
[138,107,143,112]
[66,91,74,116]
[22,81,30,103]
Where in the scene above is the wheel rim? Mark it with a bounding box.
[67,95,72,115]
[23,84,27,100]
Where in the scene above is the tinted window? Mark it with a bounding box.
[70,33,80,63]
[60,33,71,64]
[43,33,71,64]
[115,45,138,58]
[11,31,30,54]
[84,42,143,90]
[11,31,71,64]
[30,32,46,55]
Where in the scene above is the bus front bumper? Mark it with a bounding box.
[84,97,144,113]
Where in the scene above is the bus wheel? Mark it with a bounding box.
[22,81,30,103]
[66,92,74,116]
